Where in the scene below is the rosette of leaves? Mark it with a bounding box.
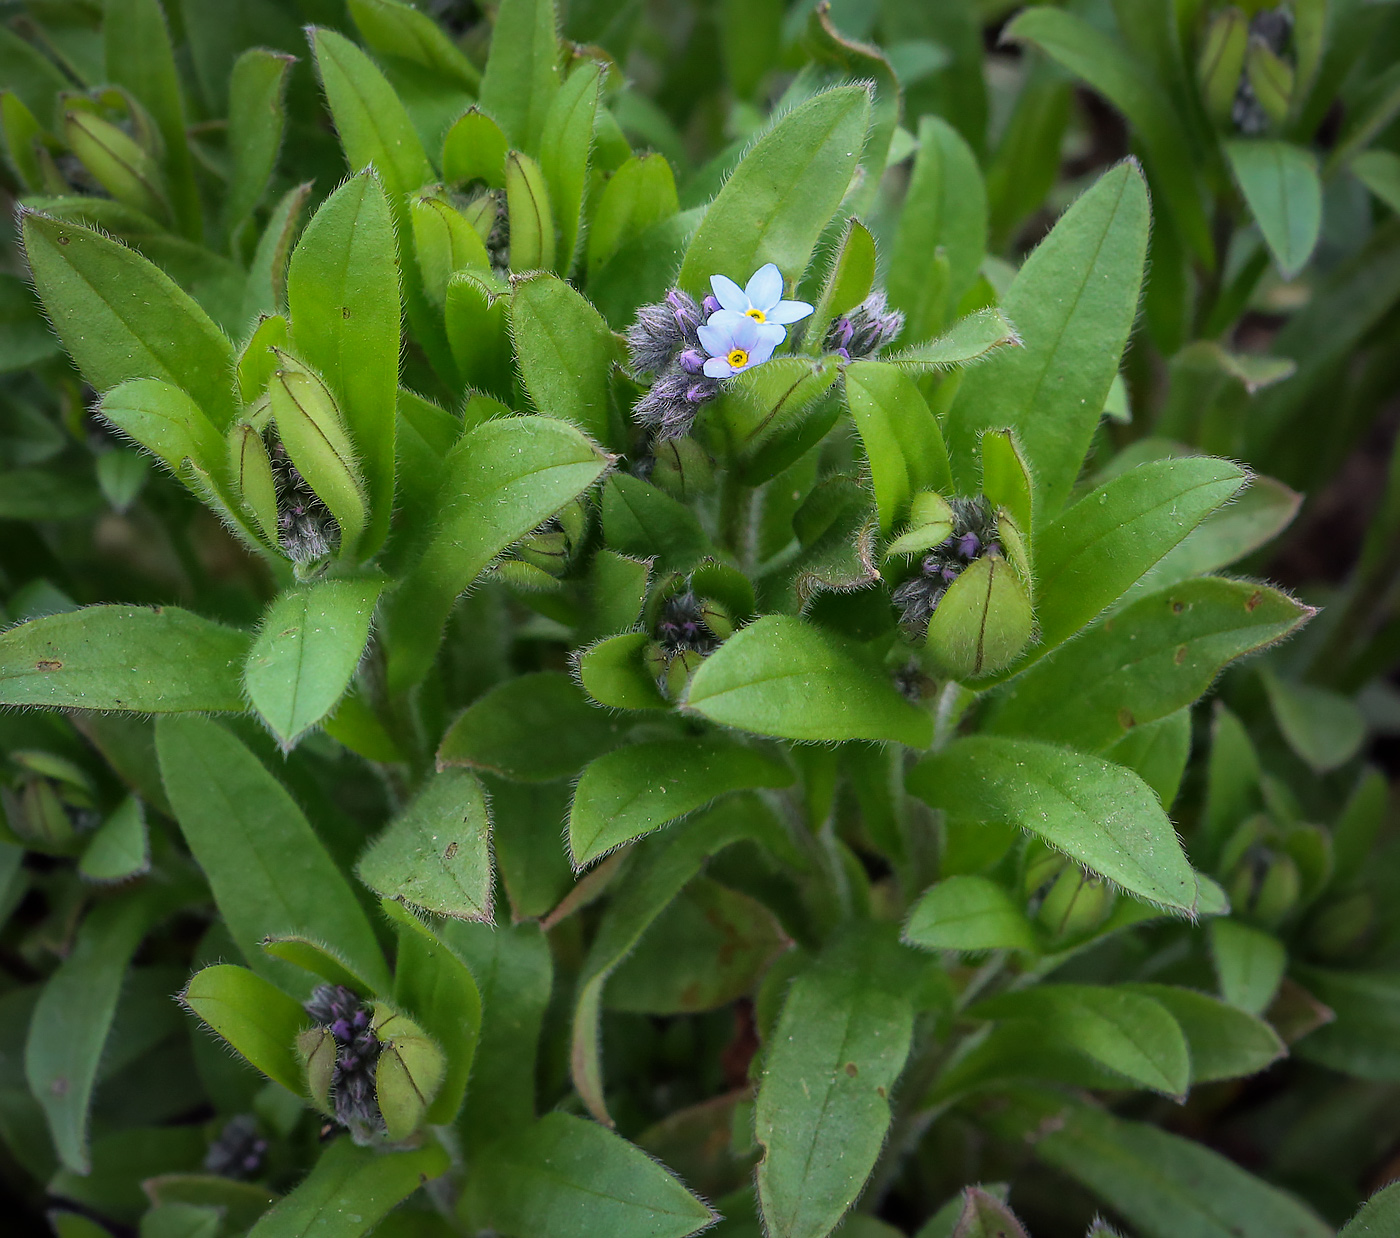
[0,0,1399,1236]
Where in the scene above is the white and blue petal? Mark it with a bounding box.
[747,335,780,367]
[767,299,814,325]
[703,355,735,378]
[710,273,749,314]
[754,321,787,348]
[744,263,784,312]
[697,321,732,356]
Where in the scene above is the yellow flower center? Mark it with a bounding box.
[745,307,767,322]
[727,348,750,369]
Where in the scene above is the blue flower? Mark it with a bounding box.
[697,313,781,378]
[709,263,813,329]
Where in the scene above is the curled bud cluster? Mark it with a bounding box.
[891,497,1000,637]
[204,1114,268,1179]
[824,291,905,362]
[304,984,383,1138]
[645,589,734,699]
[270,441,338,564]
[626,290,722,439]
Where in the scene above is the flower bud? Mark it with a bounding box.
[227,422,281,550]
[371,1006,445,1142]
[1037,866,1115,942]
[62,108,170,223]
[923,555,1033,680]
[648,436,716,500]
[268,356,367,559]
[1197,8,1249,126]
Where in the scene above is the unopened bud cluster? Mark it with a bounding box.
[627,289,722,439]
[645,588,734,699]
[823,291,905,361]
[301,984,383,1141]
[892,497,1001,638]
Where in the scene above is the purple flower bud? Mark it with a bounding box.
[678,348,706,373]
[330,1018,352,1041]
[703,294,721,315]
[666,288,703,336]
[957,531,981,558]
[834,346,851,362]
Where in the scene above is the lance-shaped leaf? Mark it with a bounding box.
[845,360,953,534]
[944,163,1150,518]
[1122,984,1285,1084]
[513,273,621,447]
[157,716,391,994]
[678,86,872,296]
[22,213,237,430]
[570,797,790,1122]
[247,1139,449,1238]
[438,671,628,781]
[384,416,610,692]
[1340,1183,1400,1237]
[442,107,509,188]
[540,61,602,273]
[461,1112,715,1238]
[1225,140,1321,280]
[970,984,1190,1097]
[986,579,1313,751]
[909,736,1199,914]
[180,963,309,1096]
[684,615,933,747]
[904,874,1039,954]
[310,27,432,199]
[883,307,1019,372]
[244,578,384,749]
[27,886,180,1173]
[100,379,225,479]
[506,148,556,272]
[587,154,679,279]
[756,948,915,1238]
[348,0,481,92]
[0,605,249,712]
[804,217,876,351]
[1033,457,1247,649]
[357,769,493,919]
[287,171,401,557]
[78,796,150,883]
[479,0,560,154]
[569,738,794,866]
[225,50,293,240]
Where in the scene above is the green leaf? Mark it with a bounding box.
[1034,458,1248,649]
[461,1112,715,1238]
[571,797,788,1121]
[142,1177,277,1235]
[1292,967,1400,1080]
[260,937,378,995]
[577,631,670,711]
[999,1097,1331,1238]
[26,887,175,1172]
[1224,141,1321,280]
[1209,919,1286,1017]
[1339,1183,1400,1237]
[479,0,560,154]
[1261,669,1366,774]
[244,579,384,749]
[310,27,432,199]
[104,0,199,239]
[180,964,308,1096]
[1122,984,1284,1084]
[569,738,793,866]
[513,273,621,446]
[442,107,509,189]
[1106,708,1192,810]
[0,605,249,713]
[156,716,390,994]
[904,875,1039,953]
[286,171,401,558]
[883,307,1021,373]
[1005,10,1211,265]
[988,579,1313,751]
[844,361,953,534]
[410,190,492,305]
[888,114,987,340]
[1353,149,1400,216]
[601,474,715,572]
[540,62,602,274]
[586,153,679,280]
[438,671,627,781]
[445,271,514,400]
[385,415,609,692]
[677,86,872,296]
[357,769,493,919]
[102,378,227,480]
[242,184,312,324]
[22,213,237,431]
[225,50,293,240]
[382,899,481,1125]
[488,778,574,919]
[684,615,933,746]
[756,953,915,1238]
[909,736,1199,914]
[247,1139,448,1238]
[606,876,789,1014]
[944,163,1150,518]
[506,148,557,272]
[971,985,1189,1096]
[804,217,877,351]
[446,921,551,1143]
[348,0,481,92]
[78,796,150,883]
